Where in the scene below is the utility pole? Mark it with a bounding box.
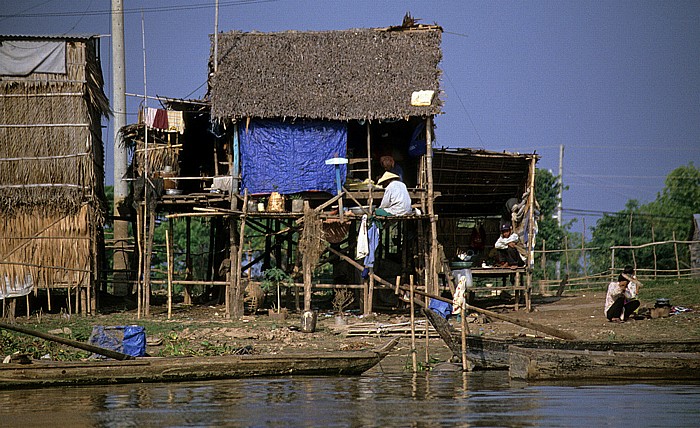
[112,0,130,296]
[555,144,564,281]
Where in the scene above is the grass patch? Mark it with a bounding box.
[639,277,700,306]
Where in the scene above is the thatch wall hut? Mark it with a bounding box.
[0,35,109,313]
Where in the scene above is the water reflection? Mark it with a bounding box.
[1,371,699,427]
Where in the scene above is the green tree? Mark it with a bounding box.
[534,168,575,279]
[589,163,700,276]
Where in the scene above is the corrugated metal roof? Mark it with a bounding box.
[0,34,100,41]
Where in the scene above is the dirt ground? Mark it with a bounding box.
[131,291,700,358]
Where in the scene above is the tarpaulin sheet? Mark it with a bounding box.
[88,325,146,358]
[239,120,347,195]
[0,41,66,76]
[1,275,33,299]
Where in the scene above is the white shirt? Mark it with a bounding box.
[379,180,412,216]
[494,232,519,249]
[605,281,626,313]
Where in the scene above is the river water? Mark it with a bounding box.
[1,364,699,428]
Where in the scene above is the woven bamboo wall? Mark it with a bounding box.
[0,37,108,291]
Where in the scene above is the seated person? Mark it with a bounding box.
[605,271,641,322]
[380,155,404,182]
[375,171,412,216]
[494,223,525,267]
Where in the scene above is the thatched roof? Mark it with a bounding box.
[209,25,443,121]
[0,35,109,215]
[432,148,538,217]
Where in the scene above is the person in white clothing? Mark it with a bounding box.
[375,171,412,216]
[494,223,525,267]
[605,272,640,322]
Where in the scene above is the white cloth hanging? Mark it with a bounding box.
[356,214,369,259]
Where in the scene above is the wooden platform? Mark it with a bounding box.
[468,267,530,311]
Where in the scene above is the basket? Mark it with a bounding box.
[267,192,286,212]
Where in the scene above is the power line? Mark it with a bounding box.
[443,70,484,146]
[0,0,280,19]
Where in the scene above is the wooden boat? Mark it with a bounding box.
[0,338,398,389]
[509,345,700,381]
[423,307,700,370]
[466,335,700,370]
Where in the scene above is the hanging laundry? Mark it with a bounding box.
[152,108,169,130]
[142,107,157,127]
[167,110,185,134]
[356,214,369,259]
[363,221,379,268]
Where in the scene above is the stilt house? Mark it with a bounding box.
[0,35,109,315]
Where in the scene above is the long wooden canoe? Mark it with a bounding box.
[509,345,700,381]
[0,338,398,389]
[466,336,700,370]
[422,307,700,370]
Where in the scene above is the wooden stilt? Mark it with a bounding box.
[460,301,468,372]
[144,207,156,317]
[233,190,249,318]
[136,204,143,319]
[184,217,192,305]
[302,201,313,312]
[673,231,681,277]
[409,275,417,373]
[166,227,173,320]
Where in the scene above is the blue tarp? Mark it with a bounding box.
[239,120,347,195]
[428,298,452,318]
[88,325,146,358]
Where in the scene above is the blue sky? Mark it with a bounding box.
[2,0,699,235]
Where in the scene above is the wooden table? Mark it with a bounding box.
[466,267,530,311]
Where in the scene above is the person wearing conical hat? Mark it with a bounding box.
[375,171,412,216]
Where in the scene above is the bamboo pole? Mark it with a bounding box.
[0,321,134,360]
[426,117,439,297]
[673,231,681,278]
[629,212,636,269]
[564,235,570,275]
[651,225,658,278]
[184,217,192,305]
[460,301,468,372]
[136,205,143,319]
[166,227,173,320]
[409,274,417,373]
[233,190,249,318]
[582,218,587,278]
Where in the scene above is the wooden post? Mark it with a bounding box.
[651,225,658,278]
[629,212,636,269]
[366,268,374,316]
[303,201,313,312]
[366,123,373,210]
[166,227,173,320]
[460,301,468,372]
[581,218,587,278]
[526,156,536,307]
[144,207,155,317]
[611,248,616,281]
[136,205,143,319]
[540,239,546,292]
[564,235,570,275]
[425,117,439,297]
[184,217,192,305]
[226,217,235,319]
[673,231,681,278]
[233,190,248,318]
[409,274,417,373]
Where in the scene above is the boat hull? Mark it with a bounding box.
[509,345,700,381]
[0,342,396,389]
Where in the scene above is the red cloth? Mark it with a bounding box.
[152,109,168,130]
